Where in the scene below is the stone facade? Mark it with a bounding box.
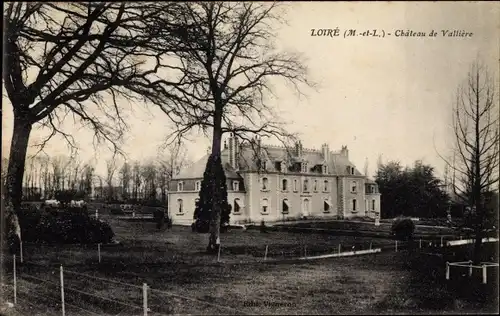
[168,135,381,225]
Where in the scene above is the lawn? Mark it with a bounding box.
[1,216,498,315]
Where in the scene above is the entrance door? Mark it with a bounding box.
[302,198,310,217]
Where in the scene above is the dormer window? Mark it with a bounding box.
[322,165,328,174]
[281,161,287,173]
[301,162,308,173]
[177,181,184,191]
[195,181,201,191]
[232,181,240,191]
[351,167,355,175]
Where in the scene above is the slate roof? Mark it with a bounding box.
[237,144,364,176]
[173,150,241,180]
[174,142,364,180]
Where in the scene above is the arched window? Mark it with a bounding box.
[323,180,329,192]
[303,179,309,192]
[282,199,289,214]
[177,199,183,214]
[352,199,357,211]
[234,198,241,213]
[261,177,269,190]
[372,199,376,211]
[282,179,288,191]
[324,199,331,212]
[313,179,318,191]
[195,181,201,191]
[261,198,269,213]
[177,181,184,191]
[293,179,298,191]
[232,181,240,191]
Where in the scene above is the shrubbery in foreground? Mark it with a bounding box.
[17,206,115,244]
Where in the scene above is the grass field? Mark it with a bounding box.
[2,216,498,315]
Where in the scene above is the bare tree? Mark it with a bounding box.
[105,159,118,201]
[3,2,197,247]
[442,61,499,263]
[157,142,190,204]
[149,3,312,252]
[119,161,132,201]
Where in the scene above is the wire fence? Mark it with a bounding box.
[5,235,498,315]
[5,253,250,316]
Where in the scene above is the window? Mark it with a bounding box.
[177,199,183,214]
[282,199,289,214]
[351,167,355,175]
[234,198,241,214]
[352,199,357,212]
[303,179,309,192]
[232,181,239,191]
[261,177,269,190]
[324,199,331,212]
[262,160,267,170]
[195,181,201,191]
[282,179,288,191]
[293,179,298,192]
[261,198,269,214]
[324,180,329,192]
[351,181,357,193]
[372,199,376,211]
[177,181,184,191]
[281,161,287,173]
[301,162,308,173]
[322,165,328,174]
[313,179,318,192]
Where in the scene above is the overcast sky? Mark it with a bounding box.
[2,2,499,179]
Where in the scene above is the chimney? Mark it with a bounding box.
[321,143,330,161]
[295,140,303,157]
[228,133,234,168]
[234,136,240,170]
[341,145,349,158]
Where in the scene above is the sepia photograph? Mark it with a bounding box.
[1,1,499,315]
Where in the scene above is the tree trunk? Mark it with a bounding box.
[5,115,32,254]
[207,109,223,254]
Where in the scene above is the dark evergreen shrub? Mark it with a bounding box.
[391,216,415,241]
[193,154,231,233]
[17,206,115,244]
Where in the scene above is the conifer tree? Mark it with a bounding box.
[193,154,231,245]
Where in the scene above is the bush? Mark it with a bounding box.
[18,206,115,244]
[391,216,415,241]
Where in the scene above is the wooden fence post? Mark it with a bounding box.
[304,245,307,258]
[440,236,444,247]
[338,244,341,254]
[60,265,65,316]
[13,255,17,305]
[395,240,398,252]
[369,242,372,250]
[468,261,473,277]
[217,245,221,263]
[482,265,487,284]
[143,283,148,316]
[98,243,101,263]
[20,241,23,263]
[445,262,450,280]
[419,239,422,249]
[264,245,268,261]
